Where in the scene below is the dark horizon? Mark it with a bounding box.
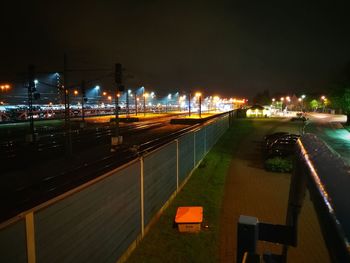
[1,1,350,98]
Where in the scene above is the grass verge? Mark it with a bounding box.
[126,119,254,263]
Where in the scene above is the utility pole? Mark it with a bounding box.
[64,54,72,156]
[198,94,202,118]
[126,90,129,117]
[81,80,86,123]
[111,63,124,151]
[135,91,138,116]
[188,92,191,117]
[27,65,35,142]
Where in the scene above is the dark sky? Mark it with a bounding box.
[1,0,350,98]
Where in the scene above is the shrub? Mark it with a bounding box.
[265,157,293,173]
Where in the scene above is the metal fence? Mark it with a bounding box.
[0,113,230,263]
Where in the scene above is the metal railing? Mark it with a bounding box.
[237,133,350,262]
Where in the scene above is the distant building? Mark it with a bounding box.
[246,104,271,117]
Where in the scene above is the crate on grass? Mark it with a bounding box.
[175,206,203,233]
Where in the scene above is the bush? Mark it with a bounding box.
[265,157,293,173]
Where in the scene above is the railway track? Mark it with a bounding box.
[0,118,202,222]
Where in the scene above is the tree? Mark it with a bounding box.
[309,99,319,111]
[329,84,350,122]
[253,89,271,105]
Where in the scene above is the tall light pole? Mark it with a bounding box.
[143,92,149,116]
[27,65,35,142]
[126,89,132,117]
[166,93,171,113]
[111,63,124,151]
[188,92,191,117]
[136,97,139,116]
[196,92,202,118]
[321,96,327,112]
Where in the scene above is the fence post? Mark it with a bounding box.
[175,139,179,191]
[193,132,196,168]
[140,157,145,236]
[204,127,207,154]
[237,215,259,263]
[25,212,36,263]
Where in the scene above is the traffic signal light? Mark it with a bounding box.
[115,63,122,84]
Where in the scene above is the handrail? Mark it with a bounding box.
[292,134,350,262]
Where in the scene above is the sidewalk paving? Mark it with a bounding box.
[219,120,331,262]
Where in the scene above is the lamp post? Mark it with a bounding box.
[196,92,202,118]
[126,89,132,117]
[143,92,149,116]
[136,97,139,116]
[321,96,327,112]
[166,94,171,113]
[188,92,191,117]
[95,85,100,105]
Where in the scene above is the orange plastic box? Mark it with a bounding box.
[175,206,203,233]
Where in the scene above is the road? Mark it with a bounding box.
[304,112,350,164]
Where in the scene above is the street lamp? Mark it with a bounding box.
[95,85,100,105]
[136,97,139,116]
[195,92,202,118]
[321,96,327,112]
[143,92,149,116]
[166,93,171,113]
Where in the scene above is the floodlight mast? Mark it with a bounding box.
[111,63,123,151]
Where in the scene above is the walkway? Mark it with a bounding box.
[219,119,331,262]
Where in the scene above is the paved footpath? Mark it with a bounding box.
[219,120,331,263]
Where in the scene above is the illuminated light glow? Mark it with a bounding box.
[301,94,306,99]
[321,95,326,100]
[74,90,78,95]
[232,99,245,104]
[298,98,302,102]
[108,95,112,100]
[34,79,39,84]
[195,92,202,97]
[95,85,100,90]
[272,98,275,102]
[136,98,140,101]
[103,91,107,96]
[143,92,149,98]
[168,94,172,99]
[280,97,284,101]
[128,89,132,94]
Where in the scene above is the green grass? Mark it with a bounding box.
[126,119,254,263]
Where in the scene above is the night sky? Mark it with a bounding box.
[1,1,350,98]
